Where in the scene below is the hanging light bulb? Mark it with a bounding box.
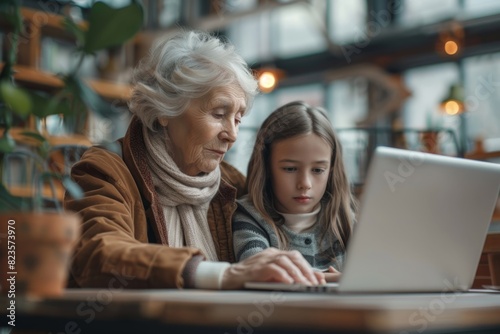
[442,100,462,115]
[436,22,464,58]
[440,84,465,115]
[444,40,459,56]
[258,71,277,92]
[256,68,285,94]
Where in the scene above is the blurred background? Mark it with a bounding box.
[4,0,500,183]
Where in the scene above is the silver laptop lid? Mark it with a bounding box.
[340,146,500,293]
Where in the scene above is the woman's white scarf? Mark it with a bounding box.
[143,125,220,261]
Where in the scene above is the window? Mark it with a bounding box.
[274,1,327,58]
[463,53,500,151]
[224,94,274,175]
[224,0,257,13]
[228,13,272,64]
[275,83,324,108]
[327,78,368,185]
[72,0,131,7]
[396,0,459,27]
[463,0,500,18]
[158,0,182,28]
[40,37,96,77]
[403,62,461,154]
[327,78,368,128]
[328,0,367,45]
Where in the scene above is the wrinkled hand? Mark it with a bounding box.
[221,248,326,290]
[324,266,341,283]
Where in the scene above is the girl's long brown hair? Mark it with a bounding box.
[246,101,357,255]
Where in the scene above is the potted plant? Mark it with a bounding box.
[0,0,143,297]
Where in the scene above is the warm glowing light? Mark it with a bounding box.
[258,71,276,92]
[444,40,459,55]
[443,100,462,115]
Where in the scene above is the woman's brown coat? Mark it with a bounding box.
[65,116,246,289]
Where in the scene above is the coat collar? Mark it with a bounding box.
[121,116,237,249]
[122,116,168,244]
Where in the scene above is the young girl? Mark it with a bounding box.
[232,101,357,282]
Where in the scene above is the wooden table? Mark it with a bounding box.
[1,289,500,334]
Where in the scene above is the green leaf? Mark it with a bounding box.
[19,131,48,145]
[0,63,14,81]
[62,17,85,46]
[0,183,31,212]
[83,1,143,54]
[0,0,23,33]
[28,91,73,118]
[65,75,120,119]
[0,81,33,118]
[0,131,15,153]
[38,140,52,161]
[0,105,13,127]
[19,131,51,159]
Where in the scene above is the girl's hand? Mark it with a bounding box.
[221,248,326,290]
[324,266,341,283]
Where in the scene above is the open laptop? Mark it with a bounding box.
[245,146,500,293]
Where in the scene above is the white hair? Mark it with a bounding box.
[128,30,258,130]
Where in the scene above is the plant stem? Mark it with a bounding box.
[71,52,86,77]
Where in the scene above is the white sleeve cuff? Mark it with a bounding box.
[194,261,231,290]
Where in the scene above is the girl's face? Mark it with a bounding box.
[270,133,331,214]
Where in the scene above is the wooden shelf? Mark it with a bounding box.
[20,7,88,41]
[1,128,93,148]
[1,7,132,103]
[87,78,132,102]
[7,184,64,202]
[0,63,132,102]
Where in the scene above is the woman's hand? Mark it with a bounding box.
[221,248,326,290]
[324,266,341,283]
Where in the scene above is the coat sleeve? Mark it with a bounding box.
[64,148,202,289]
[232,204,271,262]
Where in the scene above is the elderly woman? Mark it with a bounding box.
[65,31,324,290]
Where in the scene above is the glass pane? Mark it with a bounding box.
[225,94,274,175]
[72,0,131,7]
[274,1,327,57]
[327,78,368,128]
[328,0,367,44]
[463,53,500,152]
[275,83,324,107]
[463,0,500,18]
[396,0,459,27]
[242,93,275,129]
[87,110,131,143]
[40,37,97,78]
[158,0,182,28]
[227,13,272,64]
[224,0,257,13]
[327,78,368,186]
[403,62,461,155]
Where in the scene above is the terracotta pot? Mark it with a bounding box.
[421,131,440,154]
[0,211,80,297]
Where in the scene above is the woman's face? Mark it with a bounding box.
[270,133,332,214]
[164,86,247,176]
